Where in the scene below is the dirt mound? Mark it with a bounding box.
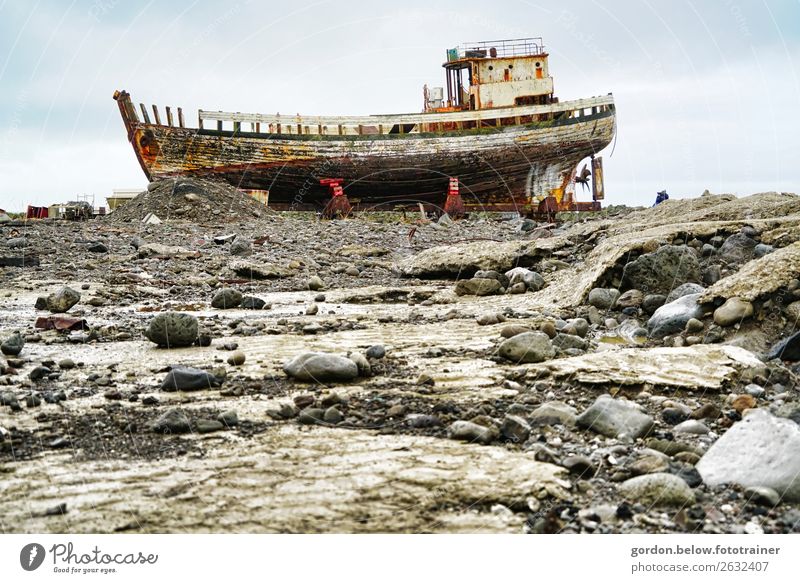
[105,177,268,224]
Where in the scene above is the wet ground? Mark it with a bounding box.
[1,197,800,533]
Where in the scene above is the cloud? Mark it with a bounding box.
[0,0,798,209]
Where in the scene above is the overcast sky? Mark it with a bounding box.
[1,0,798,211]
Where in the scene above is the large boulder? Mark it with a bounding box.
[576,395,655,439]
[498,332,555,363]
[283,352,359,382]
[696,410,800,502]
[621,245,701,296]
[647,293,704,339]
[144,312,198,347]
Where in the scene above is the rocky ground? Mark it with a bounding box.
[1,183,800,533]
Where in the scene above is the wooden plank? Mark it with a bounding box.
[166,106,174,127]
[152,105,162,125]
[139,103,151,124]
[178,107,185,128]
[197,95,614,127]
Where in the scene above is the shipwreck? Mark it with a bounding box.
[114,37,615,214]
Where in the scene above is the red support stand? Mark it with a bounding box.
[444,176,464,219]
[320,178,352,219]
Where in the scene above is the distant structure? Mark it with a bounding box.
[107,189,141,211]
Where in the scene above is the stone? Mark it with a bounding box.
[45,286,80,313]
[87,241,108,253]
[696,410,800,501]
[447,420,498,445]
[283,352,359,382]
[552,332,588,352]
[529,401,578,427]
[218,410,239,427]
[507,282,526,294]
[703,264,722,285]
[476,313,502,326]
[137,243,197,259]
[500,325,532,339]
[307,276,324,291]
[642,294,667,315]
[474,270,510,288]
[665,282,705,304]
[622,245,701,296]
[629,454,669,476]
[731,394,756,413]
[229,240,252,256]
[766,331,800,361]
[713,297,753,327]
[29,366,51,382]
[576,395,655,439]
[500,415,531,443]
[718,232,757,264]
[504,267,545,291]
[306,303,319,315]
[691,403,722,420]
[754,243,774,258]
[618,473,696,506]
[454,278,502,296]
[744,486,780,507]
[161,366,222,391]
[57,358,75,370]
[323,407,344,425]
[150,409,191,434]
[616,289,643,308]
[348,352,371,376]
[562,455,596,478]
[211,288,242,309]
[566,318,590,337]
[685,318,704,333]
[497,332,555,364]
[673,420,710,435]
[588,287,620,310]
[230,261,290,280]
[144,312,198,348]
[240,296,266,310]
[298,408,325,425]
[366,345,386,359]
[227,351,246,366]
[196,420,225,433]
[647,293,704,339]
[1,332,25,356]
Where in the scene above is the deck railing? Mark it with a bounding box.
[127,93,614,136]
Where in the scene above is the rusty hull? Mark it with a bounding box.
[114,91,615,212]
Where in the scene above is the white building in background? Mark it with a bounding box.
[106,189,141,211]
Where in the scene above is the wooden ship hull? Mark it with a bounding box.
[114,39,616,212]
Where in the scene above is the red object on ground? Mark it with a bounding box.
[35,316,89,331]
[443,176,464,219]
[321,178,352,219]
